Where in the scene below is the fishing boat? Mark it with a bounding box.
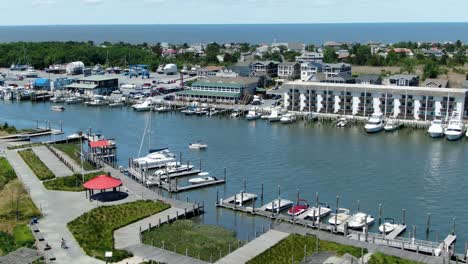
[267,108,282,122]
[246,109,261,120]
[384,118,402,132]
[364,113,385,133]
[328,208,351,225]
[428,119,445,138]
[189,141,208,150]
[132,100,153,111]
[348,212,375,230]
[444,111,464,141]
[51,105,65,111]
[264,199,293,213]
[336,117,348,127]
[188,172,217,184]
[280,113,296,124]
[306,203,332,220]
[379,218,398,234]
[287,199,309,216]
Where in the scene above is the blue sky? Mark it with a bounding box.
[1,0,467,25]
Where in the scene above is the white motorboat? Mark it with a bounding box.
[267,108,282,122]
[155,106,172,112]
[189,141,208,150]
[152,163,194,178]
[132,100,153,111]
[328,208,351,225]
[108,101,124,107]
[234,192,258,206]
[264,199,294,213]
[132,148,177,169]
[280,113,296,124]
[50,96,65,103]
[306,204,332,220]
[65,97,83,104]
[67,133,81,139]
[260,114,269,120]
[188,172,217,184]
[51,105,65,111]
[364,113,385,133]
[336,117,348,127]
[379,218,398,234]
[246,109,261,120]
[384,118,402,132]
[427,119,445,138]
[86,99,107,106]
[22,67,38,78]
[444,111,464,141]
[348,212,375,230]
[230,111,240,118]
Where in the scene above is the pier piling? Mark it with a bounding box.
[426,213,431,240]
[356,200,360,212]
[452,217,456,235]
[402,209,406,225]
[378,204,382,226]
[334,195,340,231]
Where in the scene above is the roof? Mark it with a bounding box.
[83,175,122,190]
[177,89,240,98]
[89,140,112,148]
[63,83,98,89]
[423,78,448,88]
[252,60,280,66]
[200,66,225,72]
[194,76,258,87]
[388,74,419,80]
[78,75,118,82]
[313,72,354,82]
[279,62,299,67]
[34,78,50,86]
[356,74,381,82]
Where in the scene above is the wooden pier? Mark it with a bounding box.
[385,225,407,240]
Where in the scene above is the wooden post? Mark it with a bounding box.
[224,167,227,181]
[240,191,244,207]
[179,152,182,163]
[356,200,360,212]
[234,194,237,210]
[364,214,369,242]
[216,188,219,205]
[402,209,406,225]
[252,198,256,214]
[426,213,431,240]
[199,159,202,170]
[315,192,319,207]
[243,179,246,191]
[378,204,382,226]
[413,225,416,241]
[452,217,456,235]
[334,195,340,232]
[277,185,281,215]
[184,208,187,219]
[261,183,264,203]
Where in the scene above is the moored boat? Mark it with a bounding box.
[280,113,296,124]
[336,117,348,127]
[287,199,309,216]
[444,111,464,141]
[306,204,332,220]
[364,113,385,133]
[189,141,208,150]
[328,208,351,225]
[384,118,402,132]
[379,218,398,234]
[427,119,445,138]
[348,212,375,230]
[264,199,293,213]
[246,109,261,120]
[188,172,217,184]
[51,105,65,111]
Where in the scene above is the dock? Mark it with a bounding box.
[221,192,257,206]
[385,225,407,240]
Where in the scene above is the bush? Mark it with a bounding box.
[18,149,55,180]
[12,224,35,248]
[67,200,170,262]
[0,157,17,189]
[368,252,423,264]
[53,143,96,171]
[0,231,15,256]
[43,171,105,192]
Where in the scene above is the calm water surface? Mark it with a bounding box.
[1,101,467,250]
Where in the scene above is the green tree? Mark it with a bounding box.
[283,51,301,62]
[423,60,440,79]
[305,44,315,52]
[324,47,338,63]
[400,58,416,74]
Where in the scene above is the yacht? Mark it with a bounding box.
[384,118,402,132]
[280,113,296,124]
[51,105,65,111]
[306,204,332,220]
[234,192,258,206]
[108,101,124,107]
[287,199,309,216]
[427,119,445,138]
[328,208,351,225]
[444,112,464,141]
[132,100,153,111]
[246,109,261,120]
[132,148,177,169]
[152,162,194,179]
[264,199,294,213]
[188,172,217,184]
[348,212,375,230]
[336,117,349,127]
[22,67,38,78]
[378,218,398,234]
[85,99,107,106]
[267,108,282,122]
[189,141,208,150]
[364,113,385,133]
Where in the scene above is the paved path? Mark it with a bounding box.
[50,145,82,172]
[215,230,289,264]
[32,146,73,177]
[125,244,207,264]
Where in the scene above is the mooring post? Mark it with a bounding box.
[184,208,187,219]
[464,242,467,260]
[260,183,264,203]
[426,213,431,240]
[402,209,406,226]
[334,195,340,232]
[224,167,227,181]
[277,185,281,215]
[240,191,244,207]
[452,217,456,235]
[234,194,237,210]
[356,200,360,212]
[199,159,202,170]
[364,214,369,242]
[216,188,219,206]
[243,179,246,191]
[413,225,416,243]
[179,152,182,163]
[378,204,382,226]
[252,198,256,214]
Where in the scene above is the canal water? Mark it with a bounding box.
[1,101,468,250]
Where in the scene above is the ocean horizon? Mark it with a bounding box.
[0,22,467,44]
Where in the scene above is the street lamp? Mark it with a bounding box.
[105,251,112,264]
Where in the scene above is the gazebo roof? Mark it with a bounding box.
[89,140,111,148]
[83,175,122,190]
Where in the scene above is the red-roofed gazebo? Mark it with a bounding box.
[83,174,122,200]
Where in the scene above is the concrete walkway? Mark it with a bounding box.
[215,230,289,264]
[32,145,73,177]
[125,244,207,264]
[50,145,82,172]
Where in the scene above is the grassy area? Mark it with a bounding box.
[43,171,105,191]
[7,143,45,150]
[142,220,242,262]
[368,252,423,264]
[68,200,170,262]
[53,143,96,171]
[0,157,17,189]
[247,234,366,264]
[18,149,55,181]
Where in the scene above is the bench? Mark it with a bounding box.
[44,251,56,262]
[34,231,45,241]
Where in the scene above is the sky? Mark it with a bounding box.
[1,0,467,26]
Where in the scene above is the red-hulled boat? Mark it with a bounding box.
[288,199,309,216]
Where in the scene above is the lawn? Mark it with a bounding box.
[368,252,423,264]
[0,157,17,189]
[142,220,243,262]
[53,143,96,171]
[247,234,365,264]
[18,149,55,180]
[67,200,170,262]
[43,171,105,192]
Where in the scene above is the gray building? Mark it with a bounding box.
[423,78,448,88]
[277,62,300,80]
[462,80,468,88]
[386,74,419,87]
[251,61,280,78]
[356,74,382,85]
[64,76,118,96]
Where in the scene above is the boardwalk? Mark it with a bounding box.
[33,145,73,177]
[215,230,289,264]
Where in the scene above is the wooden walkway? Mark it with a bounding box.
[385,225,407,240]
[215,230,289,264]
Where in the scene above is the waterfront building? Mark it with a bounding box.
[197,66,225,77]
[423,78,448,88]
[33,78,51,90]
[277,62,300,80]
[251,61,280,78]
[385,74,419,87]
[64,76,119,96]
[282,81,468,120]
[176,76,258,104]
[300,62,351,82]
[295,52,324,63]
[356,74,382,85]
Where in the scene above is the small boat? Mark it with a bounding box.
[188,172,217,184]
[336,117,348,127]
[364,113,385,133]
[189,141,208,150]
[132,100,153,111]
[264,199,293,213]
[328,208,351,225]
[181,108,196,116]
[65,97,83,104]
[267,109,282,122]
[67,133,81,139]
[306,203,332,220]
[307,113,318,121]
[384,118,402,132]
[379,218,398,234]
[234,192,258,206]
[50,96,66,103]
[288,199,309,216]
[152,163,194,178]
[246,109,261,120]
[86,99,107,106]
[230,111,240,118]
[155,106,172,112]
[280,113,296,124]
[108,101,124,107]
[348,212,375,230]
[444,111,464,141]
[260,114,269,120]
[51,105,65,111]
[428,119,445,138]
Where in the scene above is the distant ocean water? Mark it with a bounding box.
[0,23,467,44]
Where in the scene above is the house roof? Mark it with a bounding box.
[423,78,448,88]
[388,74,419,80]
[177,89,240,98]
[83,175,122,190]
[357,74,381,82]
[252,60,280,66]
[279,62,299,67]
[63,83,98,89]
[78,75,118,82]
